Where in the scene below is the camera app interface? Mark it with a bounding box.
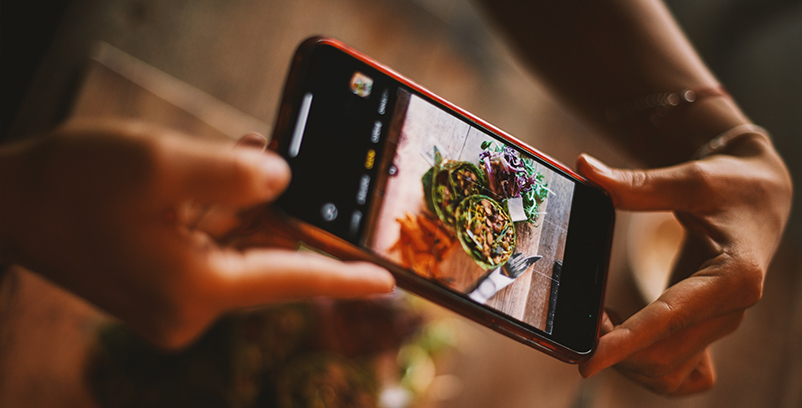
[282,59,577,334]
[366,90,576,334]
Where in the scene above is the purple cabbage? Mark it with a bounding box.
[479,146,537,199]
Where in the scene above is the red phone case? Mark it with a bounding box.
[268,37,612,364]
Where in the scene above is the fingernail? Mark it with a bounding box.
[582,154,612,178]
[363,264,396,291]
[578,365,592,379]
[260,153,290,178]
[258,153,291,197]
[381,271,397,291]
[235,133,268,151]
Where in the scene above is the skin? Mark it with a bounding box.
[0,118,395,349]
[577,133,791,395]
[479,0,793,395]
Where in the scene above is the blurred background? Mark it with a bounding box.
[1,0,800,407]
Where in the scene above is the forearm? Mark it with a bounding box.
[0,142,28,264]
[478,0,751,166]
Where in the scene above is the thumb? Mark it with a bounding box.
[576,154,698,212]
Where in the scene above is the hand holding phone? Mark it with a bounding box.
[576,142,790,394]
[0,118,395,350]
[267,38,615,363]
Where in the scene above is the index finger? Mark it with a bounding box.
[162,136,291,207]
[209,248,396,310]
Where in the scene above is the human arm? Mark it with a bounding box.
[477,0,792,395]
[0,118,395,349]
[478,0,754,166]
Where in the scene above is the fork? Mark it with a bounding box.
[468,252,542,304]
[501,252,542,279]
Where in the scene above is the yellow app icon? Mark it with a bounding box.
[350,71,373,98]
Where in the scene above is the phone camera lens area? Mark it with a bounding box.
[321,203,339,221]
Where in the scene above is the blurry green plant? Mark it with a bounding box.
[89,293,456,408]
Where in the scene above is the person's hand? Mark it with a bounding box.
[575,132,792,395]
[0,118,395,349]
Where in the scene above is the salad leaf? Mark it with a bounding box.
[479,141,549,223]
[422,167,436,214]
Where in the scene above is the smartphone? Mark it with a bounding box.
[267,37,615,363]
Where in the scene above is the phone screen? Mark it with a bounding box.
[274,42,613,355]
[366,88,576,334]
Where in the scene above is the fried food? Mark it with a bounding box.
[390,212,458,279]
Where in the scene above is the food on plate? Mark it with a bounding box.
[390,212,458,279]
[454,195,516,270]
[479,142,549,223]
[423,159,487,227]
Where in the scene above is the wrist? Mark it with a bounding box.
[691,124,771,160]
[666,95,752,158]
[611,88,752,166]
[0,140,39,265]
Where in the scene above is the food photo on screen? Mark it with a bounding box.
[365,90,576,334]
